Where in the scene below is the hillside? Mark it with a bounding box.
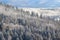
[0,4,60,40]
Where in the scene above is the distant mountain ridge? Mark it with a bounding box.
[0,3,60,16]
[0,3,60,21]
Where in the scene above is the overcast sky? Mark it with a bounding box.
[0,0,60,8]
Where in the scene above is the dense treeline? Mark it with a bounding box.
[0,23,60,40]
[0,12,60,40]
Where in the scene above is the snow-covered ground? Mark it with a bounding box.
[0,4,60,21]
